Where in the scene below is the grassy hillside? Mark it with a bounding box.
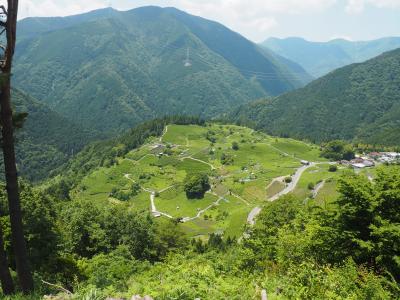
[57,123,338,238]
[13,6,310,133]
[262,36,400,77]
[5,89,101,181]
[230,48,400,146]
[3,121,398,299]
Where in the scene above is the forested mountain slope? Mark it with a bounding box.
[6,89,101,181]
[262,36,400,77]
[13,6,310,133]
[230,48,400,146]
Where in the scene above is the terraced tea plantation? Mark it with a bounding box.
[72,124,346,238]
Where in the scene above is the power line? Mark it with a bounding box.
[152,41,308,81]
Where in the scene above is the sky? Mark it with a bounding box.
[18,0,400,42]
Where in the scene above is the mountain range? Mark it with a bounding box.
[262,36,400,77]
[230,47,400,146]
[13,6,311,134]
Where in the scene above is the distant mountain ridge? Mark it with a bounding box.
[13,6,311,133]
[229,48,400,146]
[262,36,400,77]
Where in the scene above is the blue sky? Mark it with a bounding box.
[19,0,400,42]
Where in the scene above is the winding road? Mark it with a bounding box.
[125,128,332,227]
[247,163,315,225]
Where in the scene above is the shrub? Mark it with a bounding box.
[221,153,234,165]
[329,165,338,172]
[284,177,292,184]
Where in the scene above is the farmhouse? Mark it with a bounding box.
[350,159,375,169]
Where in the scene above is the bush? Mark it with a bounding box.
[221,153,234,165]
[329,165,338,172]
[284,177,292,183]
[308,182,315,190]
[232,142,239,150]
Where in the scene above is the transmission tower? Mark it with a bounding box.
[184,47,192,67]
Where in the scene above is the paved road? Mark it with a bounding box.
[269,163,315,201]
[150,192,173,219]
[247,207,263,225]
[247,163,315,225]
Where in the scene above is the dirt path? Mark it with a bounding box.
[181,193,228,223]
[159,125,169,142]
[123,148,220,221]
[182,156,216,170]
[230,192,250,205]
[312,180,325,198]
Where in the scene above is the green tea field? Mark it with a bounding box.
[72,124,348,238]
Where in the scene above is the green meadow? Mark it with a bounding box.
[71,124,345,238]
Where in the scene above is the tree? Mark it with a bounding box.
[0,224,13,294]
[0,0,34,293]
[220,153,233,165]
[329,165,338,172]
[284,177,292,183]
[232,141,239,150]
[184,173,210,199]
[321,140,355,161]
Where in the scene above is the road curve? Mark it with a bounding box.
[247,163,315,225]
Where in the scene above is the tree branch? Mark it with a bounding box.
[41,280,73,296]
[0,6,7,16]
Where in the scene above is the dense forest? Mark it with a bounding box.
[13,6,310,134]
[230,48,400,146]
[0,90,101,182]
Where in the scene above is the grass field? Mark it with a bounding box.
[72,123,348,238]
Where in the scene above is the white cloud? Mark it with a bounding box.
[19,0,107,19]
[16,0,338,41]
[345,0,400,14]
[163,0,337,41]
[14,0,400,41]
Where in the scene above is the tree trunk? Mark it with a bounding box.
[0,0,34,293]
[0,224,14,295]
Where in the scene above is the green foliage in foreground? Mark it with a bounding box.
[1,166,399,299]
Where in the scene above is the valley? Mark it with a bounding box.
[0,2,398,299]
[71,124,348,238]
